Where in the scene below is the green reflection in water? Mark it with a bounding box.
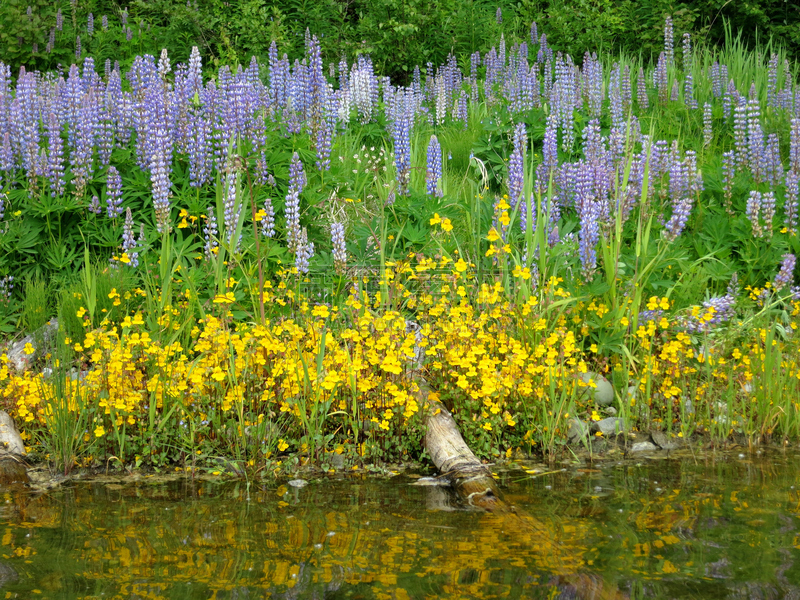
[0,450,799,599]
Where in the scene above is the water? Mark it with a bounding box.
[2,449,800,599]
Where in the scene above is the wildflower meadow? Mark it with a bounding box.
[0,9,799,475]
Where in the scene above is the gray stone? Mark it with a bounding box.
[629,441,659,453]
[329,452,345,470]
[592,417,626,437]
[603,407,617,416]
[0,412,25,456]
[567,418,590,444]
[6,318,58,372]
[288,479,308,488]
[580,372,615,406]
[651,431,681,450]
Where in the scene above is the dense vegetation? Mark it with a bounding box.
[3,1,800,81]
[0,5,799,475]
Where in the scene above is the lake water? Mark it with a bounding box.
[1,448,799,599]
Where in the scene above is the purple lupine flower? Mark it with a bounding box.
[710,62,722,97]
[664,16,674,64]
[350,55,377,124]
[722,77,737,119]
[609,63,624,129]
[508,123,526,208]
[255,151,271,187]
[102,15,108,31]
[47,27,55,53]
[747,190,764,237]
[295,227,314,274]
[285,152,305,252]
[654,52,668,104]
[621,65,632,113]
[761,190,776,234]
[426,134,443,197]
[158,49,171,79]
[553,53,577,151]
[89,195,102,214]
[0,192,5,220]
[670,80,680,102]
[106,166,123,218]
[663,197,692,241]
[126,27,132,42]
[684,73,697,109]
[767,54,779,110]
[747,97,764,182]
[56,8,63,30]
[187,108,211,187]
[582,118,604,164]
[260,198,275,238]
[722,150,736,215]
[87,13,94,36]
[121,9,128,26]
[75,35,81,59]
[669,151,689,202]
[495,7,502,24]
[542,112,558,173]
[222,168,242,252]
[203,208,218,258]
[0,276,12,301]
[773,253,796,291]
[785,170,799,234]
[0,134,13,173]
[764,133,783,188]
[151,147,171,233]
[789,118,800,176]
[390,88,413,195]
[578,196,601,277]
[703,103,712,147]
[733,102,748,169]
[637,67,648,110]
[582,52,603,118]
[121,208,139,268]
[331,221,346,272]
[681,32,691,69]
[686,274,738,333]
[46,112,65,197]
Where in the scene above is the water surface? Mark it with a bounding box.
[2,449,800,599]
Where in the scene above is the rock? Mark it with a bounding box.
[567,418,590,444]
[5,318,58,372]
[603,407,617,416]
[288,479,308,488]
[0,412,25,456]
[0,562,18,587]
[580,372,615,406]
[592,417,626,437]
[651,431,682,451]
[0,458,29,486]
[329,452,345,470]
[629,441,659,453]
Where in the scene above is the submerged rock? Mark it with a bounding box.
[0,458,28,486]
[629,441,659,454]
[288,479,308,488]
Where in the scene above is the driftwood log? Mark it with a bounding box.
[422,388,509,512]
[405,321,509,512]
